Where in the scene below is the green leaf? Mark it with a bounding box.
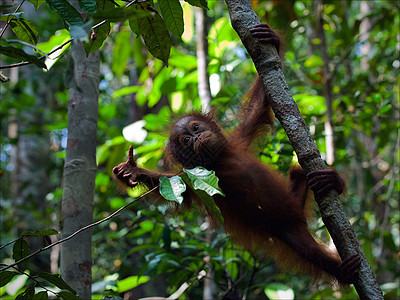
[21,229,58,237]
[0,45,46,69]
[32,291,49,300]
[184,0,208,9]
[158,0,184,37]
[16,286,35,300]
[140,220,155,232]
[57,291,80,300]
[78,0,96,14]
[137,3,171,64]
[0,271,19,287]
[37,272,76,295]
[116,275,150,293]
[82,0,113,54]
[27,0,46,10]
[304,55,323,67]
[159,175,186,205]
[224,249,238,280]
[162,225,171,251]
[182,167,224,224]
[36,29,70,53]
[111,85,139,98]
[183,167,224,197]
[293,93,326,115]
[0,15,39,45]
[264,283,294,300]
[83,21,110,54]
[129,17,140,36]
[112,30,132,75]
[379,104,392,114]
[46,0,85,26]
[13,239,30,265]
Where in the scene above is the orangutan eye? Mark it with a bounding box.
[183,137,190,144]
[193,124,200,131]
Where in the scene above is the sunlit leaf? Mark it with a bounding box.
[112,30,131,75]
[0,15,39,45]
[36,29,70,53]
[111,86,139,98]
[379,104,391,114]
[0,271,19,287]
[264,283,294,300]
[304,55,323,67]
[182,167,224,224]
[183,167,224,197]
[159,175,186,205]
[117,275,150,293]
[4,273,29,296]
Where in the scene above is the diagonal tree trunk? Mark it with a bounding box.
[223,0,383,299]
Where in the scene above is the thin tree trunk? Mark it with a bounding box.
[314,0,335,165]
[196,7,212,113]
[61,40,99,299]
[223,1,383,299]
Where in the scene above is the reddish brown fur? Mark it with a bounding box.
[113,23,360,285]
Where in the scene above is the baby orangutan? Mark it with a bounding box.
[113,23,360,285]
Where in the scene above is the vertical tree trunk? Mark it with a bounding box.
[314,0,335,165]
[195,7,212,113]
[61,40,99,299]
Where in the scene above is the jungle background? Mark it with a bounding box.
[0,0,399,299]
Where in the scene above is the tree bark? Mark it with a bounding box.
[61,40,99,299]
[224,0,383,299]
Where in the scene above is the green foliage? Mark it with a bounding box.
[159,175,186,205]
[158,167,224,223]
[0,14,39,44]
[21,229,58,237]
[264,283,294,300]
[158,0,184,37]
[0,45,46,69]
[1,0,399,299]
[46,0,85,26]
[136,3,171,65]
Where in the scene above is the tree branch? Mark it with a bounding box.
[0,186,158,273]
[223,0,383,299]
